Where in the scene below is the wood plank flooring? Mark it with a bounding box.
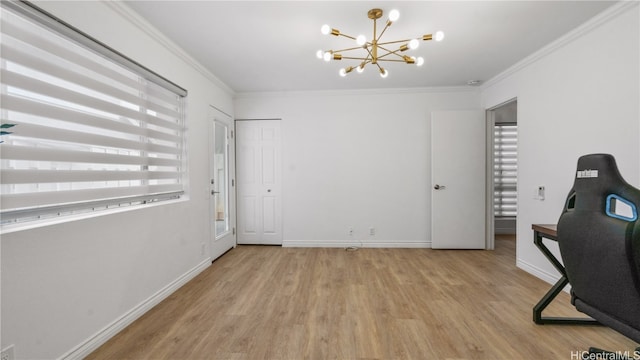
[88,238,638,359]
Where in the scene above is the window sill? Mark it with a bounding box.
[0,197,188,235]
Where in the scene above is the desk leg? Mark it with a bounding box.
[533,276,599,325]
[532,231,600,325]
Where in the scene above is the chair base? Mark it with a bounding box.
[585,347,640,360]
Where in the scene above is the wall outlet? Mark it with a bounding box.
[348,227,354,237]
[369,227,376,236]
[1,345,15,360]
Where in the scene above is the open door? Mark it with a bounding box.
[209,107,236,260]
[431,110,486,249]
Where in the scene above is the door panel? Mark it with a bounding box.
[263,197,277,233]
[236,120,283,244]
[243,197,257,233]
[431,110,486,249]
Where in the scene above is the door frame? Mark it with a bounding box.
[485,97,518,250]
[208,106,236,260]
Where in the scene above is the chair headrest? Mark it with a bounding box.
[567,154,639,219]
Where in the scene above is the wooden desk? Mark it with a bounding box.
[532,224,599,325]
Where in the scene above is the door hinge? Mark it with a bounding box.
[232,227,236,235]
[230,130,234,139]
[232,179,235,187]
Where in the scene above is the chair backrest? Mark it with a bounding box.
[557,154,640,328]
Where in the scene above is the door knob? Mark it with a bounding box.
[434,184,446,190]
[211,190,220,195]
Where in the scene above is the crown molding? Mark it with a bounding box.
[481,1,639,91]
[235,85,479,99]
[103,1,236,96]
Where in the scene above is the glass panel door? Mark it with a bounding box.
[214,121,229,237]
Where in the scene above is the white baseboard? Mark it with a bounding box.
[282,239,431,248]
[59,258,211,360]
[517,257,570,293]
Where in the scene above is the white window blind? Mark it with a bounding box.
[494,124,517,217]
[0,1,187,225]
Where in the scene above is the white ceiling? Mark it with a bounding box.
[124,1,616,93]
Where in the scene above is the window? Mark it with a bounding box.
[494,124,517,217]
[213,121,229,237]
[213,121,230,237]
[0,1,187,226]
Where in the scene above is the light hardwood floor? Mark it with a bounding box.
[88,238,638,359]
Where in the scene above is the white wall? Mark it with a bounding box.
[0,2,233,359]
[481,4,639,283]
[235,89,481,247]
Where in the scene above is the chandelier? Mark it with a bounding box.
[316,8,444,78]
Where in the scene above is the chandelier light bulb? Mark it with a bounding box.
[321,24,331,35]
[323,51,332,62]
[388,9,400,22]
[316,50,324,59]
[339,68,347,77]
[357,64,365,73]
[435,31,445,42]
[409,39,419,50]
[379,68,389,78]
[356,35,367,46]
[416,56,425,66]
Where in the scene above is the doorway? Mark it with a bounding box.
[486,99,518,249]
[209,107,236,260]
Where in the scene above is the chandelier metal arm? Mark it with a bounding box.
[336,56,406,63]
[374,61,383,71]
[340,56,371,61]
[340,54,406,64]
[376,21,392,42]
[376,45,402,57]
[376,45,412,63]
[331,45,367,54]
[375,45,418,64]
[360,47,374,65]
[336,33,357,41]
[377,38,417,46]
[375,59,411,63]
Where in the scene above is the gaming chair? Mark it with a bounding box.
[557,154,640,352]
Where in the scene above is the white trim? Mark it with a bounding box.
[102,1,235,96]
[0,197,187,235]
[517,257,570,293]
[481,1,639,91]
[59,259,211,360]
[283,239,431,248]
[485,108,496,250]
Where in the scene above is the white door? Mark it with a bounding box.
[431,110,486,249]
[236,120,283,245]
[209,108,236,260]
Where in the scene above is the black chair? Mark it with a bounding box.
[557,154,640,356]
